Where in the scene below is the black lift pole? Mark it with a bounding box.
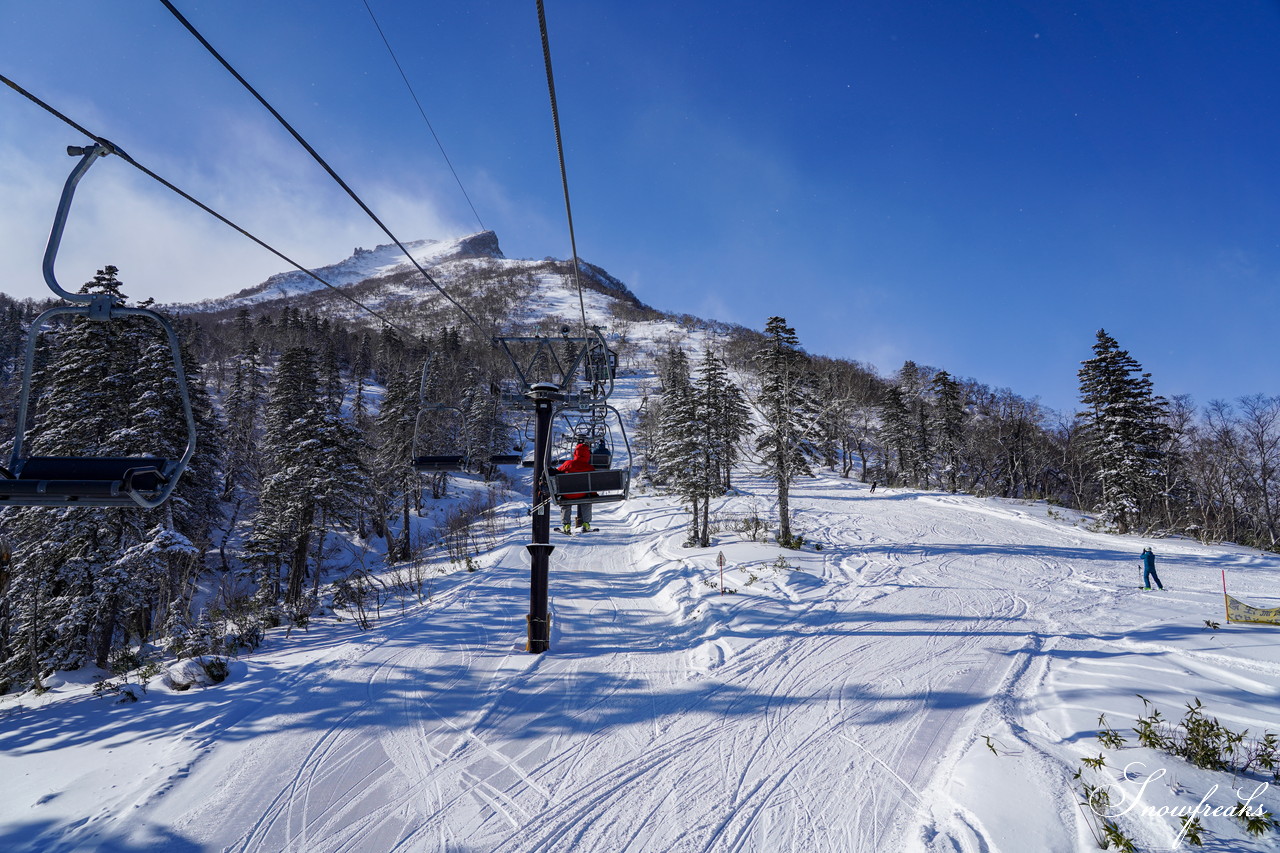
[525,381,561,653]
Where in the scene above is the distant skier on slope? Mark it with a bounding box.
[556,442,595,533]
[1140,547,1164,590]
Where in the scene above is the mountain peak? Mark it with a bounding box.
[196,231,504,310]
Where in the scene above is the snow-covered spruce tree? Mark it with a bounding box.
[222,337,265,496]
[877,384,911,485]
[375,326,409,386]
[1077,329,1169,534]
[0,267,213,685]
[246,345,326,611]
[302,402,367,599]
[351,331,374,429]
[462,382,508,483]
[896,361,934,488]
[632,385,662,486]
[371,368,420,560]
[753,317,818,547]
[0,297,40,441]
[931,370,966,493]
[118,317,221,643]
[654,346,752,546]
[656,347,706,542]
[657,344,692,394]
[319,342,345,415]
[695,347,751,495]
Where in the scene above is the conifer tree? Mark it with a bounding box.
[320,343,345,414]
[302,403,367,594]
[656,348,707,543]
[0,267,212,682]
[462,382,507,482]
[223,339,265,499]
[247,345,327,609]
[754,317,818,545]
[877,385,911,485]
[695,347,751,494]
[896,361,934,488]
[931,370,966,493]
[1077,329,1169,533]
[372,369,420,558]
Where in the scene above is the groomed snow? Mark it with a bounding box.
[3,470,1279,852]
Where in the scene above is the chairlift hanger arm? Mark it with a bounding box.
[493,327,611,397]
[42,144,117,310]
[158,0,485,338]
[2,72,433,345]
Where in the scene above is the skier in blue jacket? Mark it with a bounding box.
[1141,547,1164,590]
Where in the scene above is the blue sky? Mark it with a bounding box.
[2,1,1277,413]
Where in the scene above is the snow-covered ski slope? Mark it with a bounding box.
[4,471,1280,852]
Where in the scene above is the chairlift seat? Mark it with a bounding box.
[412,455,466,472]
[488,454,523,466]
[590,452,612,467]
[550,469,629,505]
[0,456,171,506]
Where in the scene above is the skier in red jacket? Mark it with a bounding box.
[556,442,594,533]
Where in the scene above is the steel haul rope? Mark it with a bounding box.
[536,0,590,343]
[0,72,420,341]
[361,0,486,234]
[158,0,487,336]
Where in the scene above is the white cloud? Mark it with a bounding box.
[0,116,465,305]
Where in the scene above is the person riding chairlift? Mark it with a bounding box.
[592,437,611,467]
[556,442,594,533]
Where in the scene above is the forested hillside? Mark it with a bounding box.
[0,242,1276,695]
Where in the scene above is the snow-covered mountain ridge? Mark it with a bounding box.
[174,230,647,322]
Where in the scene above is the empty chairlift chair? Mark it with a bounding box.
[411,403,468,472]
[410,354,468,473]
[0,144,195,508]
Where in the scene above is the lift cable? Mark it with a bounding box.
[158,0,486,335]
[535,0,590,342]
[0,72,425,344]
[360,0,486,234]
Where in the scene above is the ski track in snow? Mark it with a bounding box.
[6,474,1280,852]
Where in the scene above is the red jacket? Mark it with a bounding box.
[556,443,595,498]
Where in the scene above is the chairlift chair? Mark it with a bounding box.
[494,326,616,403]
[0,144,196,508]
[483,418,523,467]
[584,342,617,384]
[489,453,523,467]
[412,357,526,471]
[412,356,468,472]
